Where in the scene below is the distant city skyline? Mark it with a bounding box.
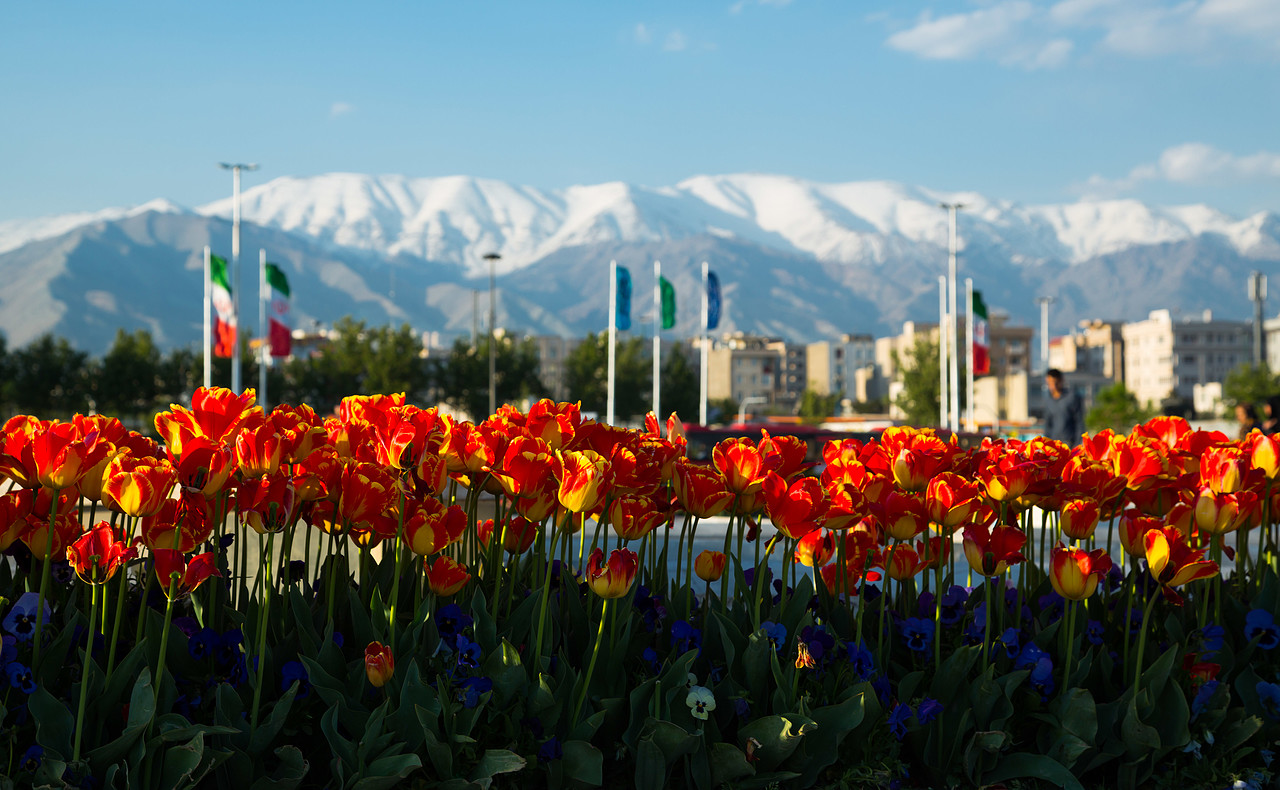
[3,0,1278,220]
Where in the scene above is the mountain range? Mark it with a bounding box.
[1,172,1277,356]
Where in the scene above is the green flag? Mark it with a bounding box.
[659,276,676,330]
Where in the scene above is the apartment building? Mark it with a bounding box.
[1122,309,1250,408]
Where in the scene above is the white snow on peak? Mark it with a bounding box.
[0,199,187,256]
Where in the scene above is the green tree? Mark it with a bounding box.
[0,333,13,415]
[157,346,201,407]
[661,343,700,423]
[891,338,942,427]
[1086,382,1156,435]
[564,333,650,422]
[1222,363,1279,412]
[433,333,544,421]
[11,334,94,418]
[95,328,163,420]
[798,387,842,421]
[282,317,429,414]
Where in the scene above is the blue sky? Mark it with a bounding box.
[2,0,1278,220]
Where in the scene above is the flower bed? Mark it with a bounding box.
[0,390,1277,789]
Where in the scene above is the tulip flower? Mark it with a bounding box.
[337,462,398,526]
[20,509,82,561]
[925,472,981,531]
[556,450,611,514]
[424,556,470,596]
[478,516,539,555]
[961,524,1027,577]
[102,453,177,518]
[759,429,809,481]
[694,550,727,582]
[880,491,928,541]
[152,550,221,599]
[234,421,286,477]
[795,530,835,567]
[240,471,298,534]
[155,387,260,455]
[169,437,235,497]
[404,499,467,556]
[584,547,639,599]
[978,454,1037,503]
[1247,431,1280,479]
[1200,445,1245,495]
[66,523,136,586]
[488,435,555,499]
[795,641,817,669]
[1048,544,1112,600]
[880,545,925,581]
[1144,526,1219,604]
[1110,437,1166,491]
[1119,509,1162,557]
[31,422,108,491]
[713,437,766,495]
[525,399,581,451]
[609,494,668,541]
[672,460,734,519]
[1192,488,1256,535]
[139,492,213,552]
[1059,498,1101,542]
[513,478,561,523]
[761,472,827,540]
[365,641,395,687]
[0,490,34,551]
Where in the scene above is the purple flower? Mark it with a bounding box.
[998,627,1021,658]
[642,647,661,674]
[940,586,969,626]
[800,624,835,663]
[1198,623,1224,655]
[6,661,36,694]
[20,744,43,772]
[1086,619,1105,646]
[846,640,875,680]
[887,702,912,740]
[0,634,17,664]
[456,676,492,708]
[456,635,483,670]
[437,604,472,647]
[538,737,563,763]
[733,697,750,717]
[916,591,935,619]
[1191,679,1219,720]
[281,660,311,698]
[217,629,243,667]
[1245,611,1279,650]
[671,620,702,654]
[916,697,943,724]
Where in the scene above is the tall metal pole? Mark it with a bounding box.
[700,261,709,426]
[202,246,211,389]
[965,278,975,432]
[220,162,258,393]
[485,253,501,417]
[652,260,661,420]
[1250,272,1267,367]
[259,249,268,412]
[938,275,948,427]
[1037,297,1054,373]
[607,260,618,426]
[940,202,965,433]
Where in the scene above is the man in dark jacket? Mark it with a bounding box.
[1043,368,1084,446]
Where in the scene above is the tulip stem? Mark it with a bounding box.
[154,573,179,704]
[390,488,407,646]
[982,576,992,665]
[251,531,275,732]
[571,598,609,728]
[1061,599,1076,693]
[532,519,566,665]
[105,551,132,683]
[32,495,58,667]
[72,584,100,763]
[1132,586,1159,695]
[879,540,898,668]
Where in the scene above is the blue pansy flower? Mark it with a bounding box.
[20,744,43,772]
[998,627,1020,658]
[1257,681,1280,721]
[0,634,17,664]
[760,621,786,651]
[1191,679,1219,720]
[846,640,875,680]
[456,635,483,670]
[887,702,912,740]
[1198,623,1224,655]
[900,618,934,653]
[331,631,345,648]
[871,675,891,707]
[189,627,218,661]
[436,604,472,647]
[1245,610,1279,650]
[916,591,935,619]
[671,620,702,653]
[939,586,969,626]
[281,660,311,698]
[1086,619,1105,646]
[800,624,835,663]
[733,697,750,717]
[457,676,492,708]
[217,629,243,667]
[1029,656,1055,698]
[642,647,662,674]
[3,592,51,643]
[538,737,563,763]
[6,662,36,694]
[916,697,943,725]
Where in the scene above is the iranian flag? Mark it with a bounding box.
[972,290,990,376]
[265,262,292,357]
[210,254,236,358]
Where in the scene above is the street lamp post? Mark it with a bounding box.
[939,202,966,432]
[484,253,501,417]
[1036,296,1054,373]
[219,162,259,394]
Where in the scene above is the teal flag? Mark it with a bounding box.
[659,276,676,330]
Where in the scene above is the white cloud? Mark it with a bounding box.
[731,0,793,11]
[634,23,652,45]
[886,0,1280,69]
[329,102,354,119]
[1081,143,1280,195]
[664,30,688,52]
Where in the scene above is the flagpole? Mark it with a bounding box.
[938,275,948,428]
[220,162,259,394]
[966,278,975,433]
[941,201,966,433]
[700,261,709,426]
[652,260,661,420]
[607,260,617,426]
[203,245,211,390]
[259,249,268,411]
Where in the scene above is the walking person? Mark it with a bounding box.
[1043,368,1084,446]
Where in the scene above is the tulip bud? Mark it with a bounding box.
[693,550,727,582]
[365,641,395,687]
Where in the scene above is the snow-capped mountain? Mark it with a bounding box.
[189,172,1277,276]
[0,171,1277,356]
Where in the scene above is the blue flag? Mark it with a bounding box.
[706,270,721,330]
[616,265,632,330]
